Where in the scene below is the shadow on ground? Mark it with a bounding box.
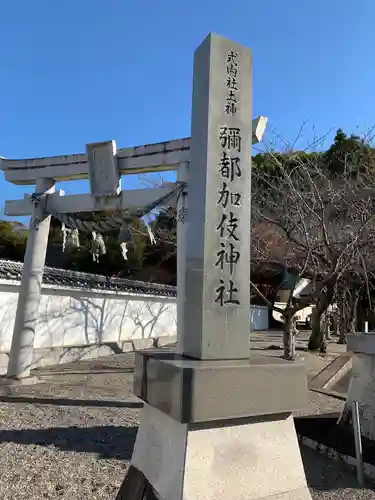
[301,445,375,491]
[36,368,135,376]
[0,421,373,493]
[0,395,143,408]
[251,345,310,352]
[0,425,139,461]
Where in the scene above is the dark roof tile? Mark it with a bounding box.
[0,259,176,298]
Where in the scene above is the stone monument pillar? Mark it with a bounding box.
[118,33,312,500]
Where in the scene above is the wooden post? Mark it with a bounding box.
[7,178,55,379]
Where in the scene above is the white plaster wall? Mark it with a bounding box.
[0,282,176,352]
[250,305,268,331]
[0,289,17,350]
[0,282,269,354]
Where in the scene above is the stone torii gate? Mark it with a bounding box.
[0,140,184,379]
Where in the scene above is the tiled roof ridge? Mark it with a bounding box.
[0,259,177,297]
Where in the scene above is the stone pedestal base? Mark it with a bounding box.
[119,403,311,500]
[342,333,375,439]
[117,349,312,499]
[133,349,308,423]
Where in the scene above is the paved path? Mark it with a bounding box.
[251,329,347,380]
[0,332,371,499]
[251,329,348,416]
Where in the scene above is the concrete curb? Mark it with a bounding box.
[309,387,347,401]
[309,352,352,395]
[0,336,179,375]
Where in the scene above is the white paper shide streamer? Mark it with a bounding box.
[29,183,185,263]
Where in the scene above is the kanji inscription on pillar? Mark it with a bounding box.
[182,33,252,360]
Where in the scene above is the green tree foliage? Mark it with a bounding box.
[253,128,375,181]
[0,221,27,261]
[323,128,375,177]
[253,150,320,178]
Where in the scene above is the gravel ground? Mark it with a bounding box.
[0,347,372,499]
[302,446,375,499]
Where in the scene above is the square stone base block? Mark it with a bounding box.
[134,349,308,423]
[120,403,311,500]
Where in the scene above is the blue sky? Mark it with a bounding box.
[1,0,375,223]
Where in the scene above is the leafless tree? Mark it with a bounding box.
[251,222,312,360]
[131,136,375,359]
[251,134,375,356]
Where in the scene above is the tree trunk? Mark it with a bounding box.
[283,312,297,361]
[308,284,335,351]
[337,287,360,344]
[331,309,339,337]
[349,291,359,334]
[308,307,324,351]
[324,312,332,341]
[338,297,347,344]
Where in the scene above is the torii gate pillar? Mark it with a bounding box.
[7,178,56,379]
